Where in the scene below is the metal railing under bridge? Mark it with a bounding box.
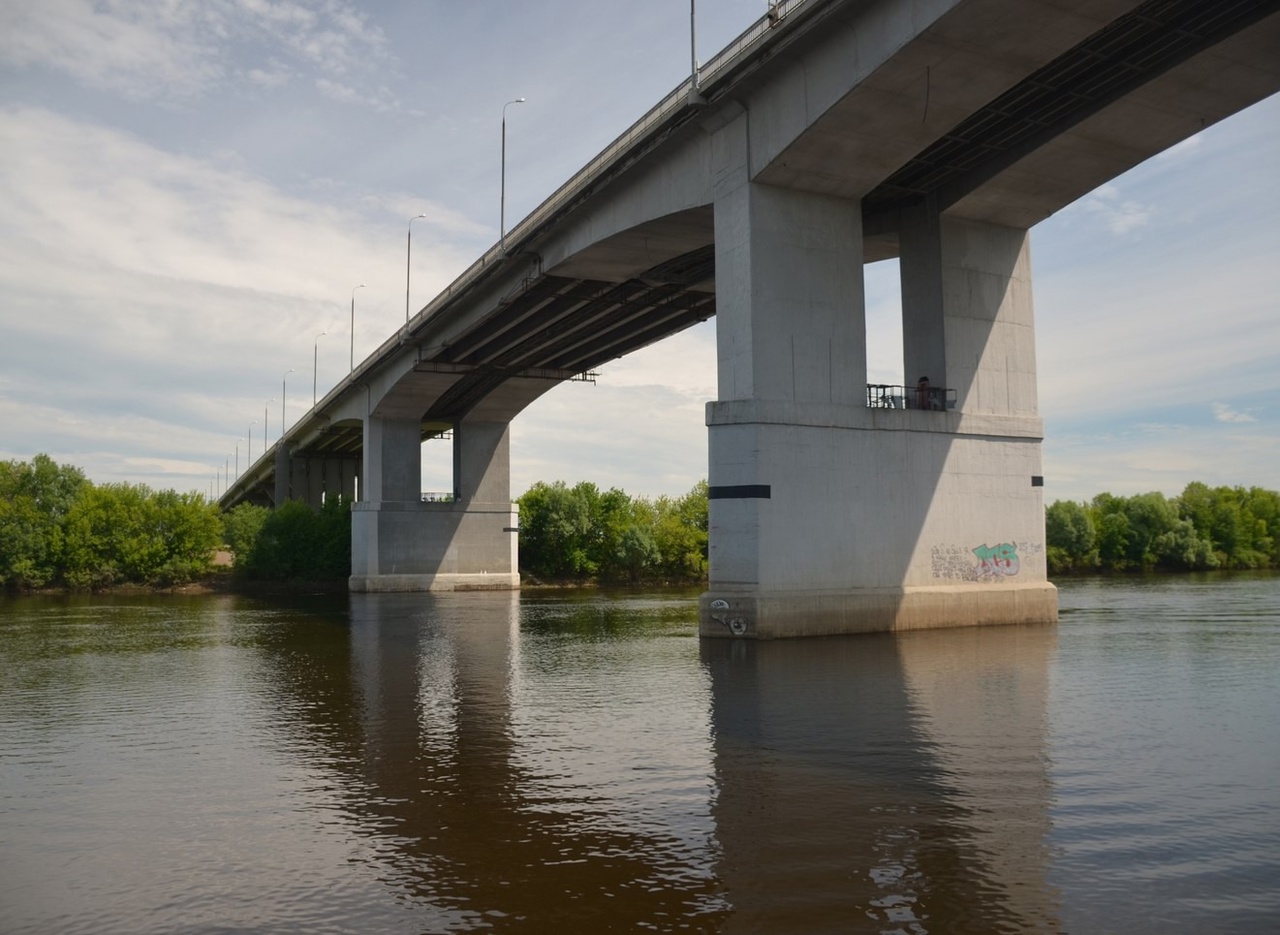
[866,383,957,411]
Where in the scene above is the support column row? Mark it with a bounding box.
[349,415,519,592]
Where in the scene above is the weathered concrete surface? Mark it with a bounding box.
[701,584,1057,639]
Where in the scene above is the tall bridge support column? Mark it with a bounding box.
[700,123,1055,637]
[270,445,359,509]
[349,415,518,593]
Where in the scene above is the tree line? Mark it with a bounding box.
[5,453,1274,590]
[517,480,709,583]
[0,454,352,589]
[1046,482,1280,575]
[0,454,223,589]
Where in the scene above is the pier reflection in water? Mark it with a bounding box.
[252,591,1058,932]
[704,625,1057,934]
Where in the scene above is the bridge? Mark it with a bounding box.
[221,0,1280,638]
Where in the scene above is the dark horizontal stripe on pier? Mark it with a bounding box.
[708,485,772,500]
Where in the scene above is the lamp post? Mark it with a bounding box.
[265,399,273,451]
[313,332,327,406]
[235,440,239,479]
[217,467,222,498]
[281,370,294,440]
[406,214,428,325]
[350,283,365,373]
[501,97,526,254]
[690,1,699,89]
[248,420,256,465]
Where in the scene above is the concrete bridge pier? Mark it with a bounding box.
[349,414,519,593]
[699,123,1055,637]
[270,443,359,509]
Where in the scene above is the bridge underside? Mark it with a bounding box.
[224,0,1280,634]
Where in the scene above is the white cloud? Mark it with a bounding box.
[0,106,484,489]
[247,62,293,88]
[314,77,401,113]
[1081,184,1152,235]
[0,0,394,104]
[1212,402,1257,424]
[0,0,223,100]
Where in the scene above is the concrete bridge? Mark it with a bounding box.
[221,0,1280,638]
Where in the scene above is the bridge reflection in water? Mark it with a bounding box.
[258,594,1058,932]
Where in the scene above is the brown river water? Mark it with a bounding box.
[2,574,1277,934]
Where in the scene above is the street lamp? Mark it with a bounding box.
[690,1,701,89]
[350,283,365,373]
[281,369,294,440]
[248,420,256,465]
[264,398,274,451]
[313,332,327,406]
[501,97,526,254]
[406,213,428,325]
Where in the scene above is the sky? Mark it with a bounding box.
[0,0,1276,506]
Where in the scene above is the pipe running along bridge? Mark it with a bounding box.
[221,0,1280,638]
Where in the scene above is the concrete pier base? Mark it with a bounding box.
[699,582,1058,639]
[349,500,519,593]
[349,572,520,593]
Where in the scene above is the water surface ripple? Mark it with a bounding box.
[1,576,1277,933]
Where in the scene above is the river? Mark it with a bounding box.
[2,574,1277,934]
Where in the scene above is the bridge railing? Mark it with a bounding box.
[866,383,957,411]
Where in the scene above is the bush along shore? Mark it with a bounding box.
[1,455,222,590]
[4,455,1276,591]
[0,454,353,592]
[1046,483,1279,575]
[516,480,708,585]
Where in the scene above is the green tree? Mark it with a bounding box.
[1045,500,1096,574]
[1153,519,1219,571]
[1178,483,1273,568]
[59,482,219,586]
[1120,492,1179,569]
[240,497,350,581]
[516,479,709,583]
[150,489,224,583]
[1242,487,1279,565]
[517,481,598,579]
[223,502,270,565]
[0,455,88,588]
[650,481,709,579]
[1094,508,1132,571]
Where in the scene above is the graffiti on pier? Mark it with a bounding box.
[931,544,980,581]
[932,541,1040,581]
[973,542,1020,578]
